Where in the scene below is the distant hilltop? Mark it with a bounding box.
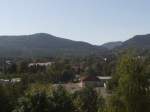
[0,33,107,57]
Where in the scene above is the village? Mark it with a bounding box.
[0,59,112,95]
[0,58,112,96]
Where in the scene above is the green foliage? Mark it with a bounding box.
[50,86,74,112]
[0,84,22,112]
[73,87,105,112]
[12,83,106,112]
[13,84,74,112]
[47,62,75,83]
[108,53,150,112]
[107,95,126,112]
[17,61,28,73]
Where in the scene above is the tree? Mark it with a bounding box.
[47,62,75,83]
[73,87,105,112]
[17,61,28,73]
[13,84,74,112]
[7,63,17,74]
[13,92,54,112]
[61,69,75,82]
[0,84,22,112]
[107,94,126,112]
[46,64,62,83]
[0,85,12,112]
[50,86,74,112]
[109,53,150,112]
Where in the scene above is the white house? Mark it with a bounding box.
[28,62,53,67]
[11,78,21,83]
[79,75,101,87]
[97,76,112,88]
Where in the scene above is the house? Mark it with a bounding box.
[97,76,112,88]
[0,79,10,84]
[0,78,21,84]
[79,75,101,87]
[79,75,112,88]
[72,64,85,73]
[11,78,21,83]
[28,62,53,67]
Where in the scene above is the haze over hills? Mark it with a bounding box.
[0,33,150,57]
[101,41,123,50]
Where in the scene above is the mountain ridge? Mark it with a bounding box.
[0,33,108,57]
[114,34,150,52]
[0,33,150,57]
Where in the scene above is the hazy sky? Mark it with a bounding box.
[0,0,150,45]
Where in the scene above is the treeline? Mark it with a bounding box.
[0,56,116,83]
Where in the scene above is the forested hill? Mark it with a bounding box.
[102,34,150,54]
[120,34,150,50]
[0,33,108,57]
[1,33,150,57]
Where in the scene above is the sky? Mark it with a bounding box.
[0,0,150,45]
